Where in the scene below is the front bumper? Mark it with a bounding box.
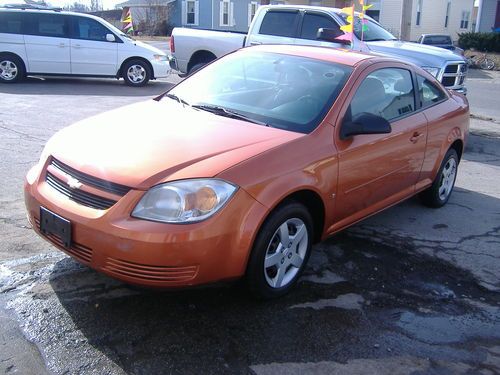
[150,59,170,79]
[24,163,267,288]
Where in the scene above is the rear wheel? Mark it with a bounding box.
[246,202,313,299]
[188,62,208,75]
[419,149,458,208]
[0,55,24,83]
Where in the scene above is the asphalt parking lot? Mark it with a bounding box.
[0,69,499,374]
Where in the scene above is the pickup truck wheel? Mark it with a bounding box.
[122,59,151,87]
[0,55,24,83]
[246,202,313,299]
[188,62,207,75]
[419,149,458,208]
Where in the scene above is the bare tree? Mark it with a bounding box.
[143,0,173,36]
[63,1,90,12]
[90,0,103,12]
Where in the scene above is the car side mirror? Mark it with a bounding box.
[106,34,116,42]
[317,28,352,46]
[340,112,392,139]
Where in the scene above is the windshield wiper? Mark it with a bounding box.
[165,93,190,106]
[191,104,270,126]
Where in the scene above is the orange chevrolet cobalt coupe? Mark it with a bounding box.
[25,45,469,298]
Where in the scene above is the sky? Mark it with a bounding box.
[0,0,123,10]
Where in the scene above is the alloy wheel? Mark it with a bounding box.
[438,157,457,201]
[0,60,18,81]
[126,64,146,84]
[264,218,308,289]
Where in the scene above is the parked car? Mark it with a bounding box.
[25,45,469,298]
[417,34,464,55]
[0,5,169,86]
[170,5,468,94]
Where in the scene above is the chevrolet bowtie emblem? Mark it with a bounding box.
[66,176,82,189]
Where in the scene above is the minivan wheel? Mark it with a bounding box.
[122,59,151,86]
[419,148,458,208]
[246,202,313,299]
[0,56,24,83]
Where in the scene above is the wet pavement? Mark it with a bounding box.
[1,74,500,374]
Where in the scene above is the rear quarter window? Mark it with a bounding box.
[417,75,447,108]
[259,11,298,38]
[0,12,23,34]
[24,13,69,38]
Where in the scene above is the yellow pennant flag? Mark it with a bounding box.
[122,15,132,23]
[340,6,354,15]
[340,24,353,33]
[363,4,374,10]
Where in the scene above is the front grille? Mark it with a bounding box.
[51,158,131,196]
[35,218,93,264]
[46,172,117,210]
[103,257,199,283]
[441,62,467,89]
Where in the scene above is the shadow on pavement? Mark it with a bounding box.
[0,76,175,97]
[45,187,500,373]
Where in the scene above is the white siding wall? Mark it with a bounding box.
[379,0,404,37]
[477,0,497,32]
[408,0,474,42]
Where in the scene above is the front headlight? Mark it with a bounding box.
[422,66,440,78]
[132,179,237,223]
[153,54,168,62]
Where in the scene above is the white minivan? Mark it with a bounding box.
[0,6,170,86]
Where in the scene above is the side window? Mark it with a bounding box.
[350,68,415,122]
[73,17,111,41]
[300,13,339,40]
[417,75,447,108]
[259,11,298,37]
[24,13,69,38]
[0,12,23,34]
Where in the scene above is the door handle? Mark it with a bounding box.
[410,132,424,143]
[58,43,66,48]
[73,44,81,48]
[249,41,262,45]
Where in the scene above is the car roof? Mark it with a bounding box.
[246,44,386,67]
[422,34,452,37]
[0,7,105,21]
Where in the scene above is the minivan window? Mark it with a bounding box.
[300,13,339,40]
[0,12,23,34]
[73,16,111,41]
[259,11,298,38]
[24,13,69,38]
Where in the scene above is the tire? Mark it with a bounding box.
[122,59,151,87]
[419,149,459,208]
[246,202,313,299]
[188,62,207,76]
[479,58,495,70]
[0,55,25,83]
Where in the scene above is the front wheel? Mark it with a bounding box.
[246,202,313,299]
[419,148,458,208]
[479,58,495,70]
[122,59,151,87]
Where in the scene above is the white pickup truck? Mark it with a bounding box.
[170,5,468,93]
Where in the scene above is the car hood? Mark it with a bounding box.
[44,100,302,190]
[367,40,466,67]
[127,39,165,55]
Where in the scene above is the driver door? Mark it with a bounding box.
[333,64,427,229]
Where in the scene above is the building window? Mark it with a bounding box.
[445,0,451,27]
[460,10,470,29]
[183,0,198,26]
[416,0,422,26]
[248,1,259,26]
[220,0,233,26]
[187,1,195,24]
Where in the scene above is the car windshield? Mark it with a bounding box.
[339,14,397,42]
[166,51,352,134]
